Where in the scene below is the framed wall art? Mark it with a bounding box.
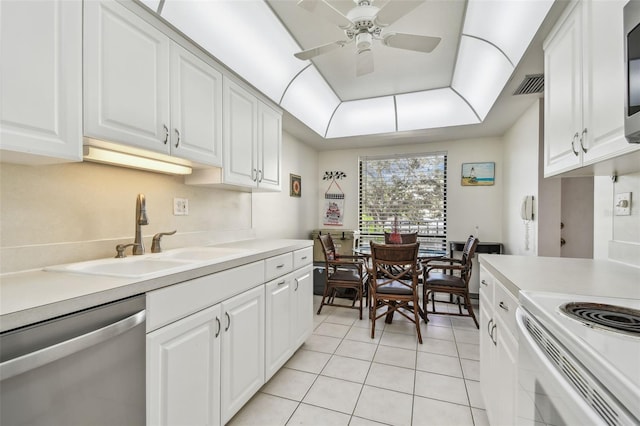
[290,173,301,197]
[461,162,495,186]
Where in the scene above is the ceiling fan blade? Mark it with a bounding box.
[356,49,374,77]
[294,40,348,60]
[375,0,424,27]
[297,0,353,29]
[382,32,441,53]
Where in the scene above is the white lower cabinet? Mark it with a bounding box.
[146,246,312,426]
[220,286,265,424]
[147,304,222,426]
[265,264,313,380]
[292,266,313,348]
[479,266,519,426]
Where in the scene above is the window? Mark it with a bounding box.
[359,152,447,254]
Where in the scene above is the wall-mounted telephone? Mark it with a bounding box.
[521,195,534,221]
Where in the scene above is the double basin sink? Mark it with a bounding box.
[45,246,253,279]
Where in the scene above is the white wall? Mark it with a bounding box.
[317,137,504,244]
[501,101,541,255]
[252,131,319,240]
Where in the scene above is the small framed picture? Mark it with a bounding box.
[461,162,495,186]
[290,174,301,197]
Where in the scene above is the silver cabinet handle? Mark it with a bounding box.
[571,132,579,156]
[163,124,169,145]
[225,312,231,331]
[258,169,263,183]
[277,280,286,286]
[0,309,145,381]
[252,168,258,182]
[499,301,509,312]
[481,279,488,286]
[174,128,181,148]
[580,128,588,153]
[301,256,308,260]
[215,316,221,338]
[294,278,299,291]
[276,264,285,269]
[491,323,497,346]
[487,318,493,338]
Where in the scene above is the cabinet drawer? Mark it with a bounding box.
[264,252,293,281]
[146,261,264,332]
[493,280,519,338]
[293,247,312,269]
[479,266,494,305]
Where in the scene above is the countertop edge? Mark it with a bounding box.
[0,239,313,332]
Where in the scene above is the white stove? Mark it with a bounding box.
[517,291,640,425]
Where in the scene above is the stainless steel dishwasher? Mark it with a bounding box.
[0,294,146,425]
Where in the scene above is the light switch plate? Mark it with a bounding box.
[615,192,631,216]
[173,198,189,216]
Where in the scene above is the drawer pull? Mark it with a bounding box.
[499,301,509,312]
[301,256,307,260]
[481,279,488,286]
[277,280,286,286]
[276,264,285,269]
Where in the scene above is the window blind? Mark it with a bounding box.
[358,152,447,254]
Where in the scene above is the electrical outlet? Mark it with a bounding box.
[173,198,189,216]
[615,192,631,216]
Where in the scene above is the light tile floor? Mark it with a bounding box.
[229,295,489,426]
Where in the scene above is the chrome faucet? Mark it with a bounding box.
[133,194,148,255]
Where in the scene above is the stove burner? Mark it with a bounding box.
[561,302,640,336]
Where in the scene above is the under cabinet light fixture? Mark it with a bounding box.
[83,146,193,175]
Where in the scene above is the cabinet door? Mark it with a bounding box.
[0,0,82,163]
[265,275,293,381]
[147,304,222,426]
[223,78,258,188]
[292,266,313,348]
[543,2,583,177]
[257,102,282,191]
[478,300,495,420]
[170,43,223,166]
[583,0,640,163]
[495,321,518,426]
[221,285,265,423]
[84,0,170,153]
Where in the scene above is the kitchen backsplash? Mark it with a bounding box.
[0,161,253,273]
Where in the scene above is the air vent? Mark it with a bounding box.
[513,74,544,95]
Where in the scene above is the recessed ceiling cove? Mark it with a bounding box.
[140,0,553,140]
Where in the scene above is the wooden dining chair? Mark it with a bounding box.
[368,242,423,343]
[317,234,367,319]
[422,235,480,328]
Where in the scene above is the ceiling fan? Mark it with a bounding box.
[293,0,441,77]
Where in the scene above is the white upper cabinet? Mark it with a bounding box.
[84,0,222,167]
[544,0,639,177]
[170,43,223,166]
[222,77,282,191]
[223,78,259,187]
[84,0,170,153]
[258,102,283,191]
[0,0,82,164]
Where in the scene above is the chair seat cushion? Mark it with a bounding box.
[426,272,465,288]
[330,269,361,282]
[375,279,413,295]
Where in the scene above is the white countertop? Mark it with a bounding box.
[0,239,312,332]
[479,254,640,300]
